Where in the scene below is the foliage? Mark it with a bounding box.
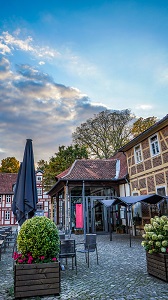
[6,286,14,298]
[131,116,157,138]
[0,157,20,173]
[42,144,88,190]
[14,216,60,264]
[141,216,168,254]
[36,159,48,172]
[72,109,134,159]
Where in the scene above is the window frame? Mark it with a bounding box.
[5,211,10,220]
[149,133,160,157]
[37,176,42,182]
[156,186,166,196]
[134,144,143,164]
[6,195,11,203]
[37,187,42,196]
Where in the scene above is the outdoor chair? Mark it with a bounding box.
[76,234,98,267]
[59,239,77,274]
[59,232,65,240]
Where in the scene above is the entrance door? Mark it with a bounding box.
[94,201,104,232]
[88,197,109,233]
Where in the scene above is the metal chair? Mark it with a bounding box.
[59,232,65,240]
[59,239,77,274]
[76,234,99,267]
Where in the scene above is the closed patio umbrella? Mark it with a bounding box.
[12,139,38,226]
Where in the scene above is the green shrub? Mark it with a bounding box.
[141,215,168,254]
[16,216,60,263]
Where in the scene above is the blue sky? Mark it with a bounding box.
[0,0,168,163]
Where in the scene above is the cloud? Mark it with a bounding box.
[39,61,45,65]
[135,104,153,110]
[0,30,98,82]
[0,31,60,61]
[0,56,107,163]
[0,57,12,79]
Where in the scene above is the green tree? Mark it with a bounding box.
[36,159,48,172]
[131,116,157,137]
[72,109,134,159]
[0,157,20,173]
[43,144,88,190]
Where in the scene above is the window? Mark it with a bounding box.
[37,188,42,195]
[156,186,166,196]
[0,195,2,202]
[37,176,42,182]
[150,134,160,156]
[6,195,11,203]
[134,144,143,163]
[5,211,10,220]
[37,204,43,210]
[132,202,142,218]
[132,192,139,196]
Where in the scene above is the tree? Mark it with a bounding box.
[42,144,88,190]
[0,157,20,173]
[131,116,157,137]
[36,159,48,172]
[72,109,134,159]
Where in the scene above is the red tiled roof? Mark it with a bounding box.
[56,167,71,179]
[0,173,18,194]
[56,158,127,181]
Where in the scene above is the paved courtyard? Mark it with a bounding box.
[0,233,168,300]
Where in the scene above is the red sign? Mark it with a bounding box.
[76,204,83,228]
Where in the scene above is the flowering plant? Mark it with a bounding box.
[13,216,60,264]
[13,251,58,264]
[141,215,168,254]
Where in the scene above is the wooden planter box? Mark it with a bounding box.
[146,252,168,282]
[14,262,60,298]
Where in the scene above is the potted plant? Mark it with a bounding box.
[141,215,168,282]
[13,216,60,298]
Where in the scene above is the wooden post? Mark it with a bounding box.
[50,196,53,221]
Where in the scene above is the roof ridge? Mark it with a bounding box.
[61,159,78,179]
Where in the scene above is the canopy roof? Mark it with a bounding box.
[99,194,165,207]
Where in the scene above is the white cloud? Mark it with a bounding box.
[0,30,99,80]
[0,57,106,163]
[2,31,34,51]
[0,42,11,55]
[1,31,60,61]
[39,61,45,65]
[135,104,153,110]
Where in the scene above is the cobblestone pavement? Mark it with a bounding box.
[0,233,168,300]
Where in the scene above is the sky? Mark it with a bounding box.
[0,0,168,164]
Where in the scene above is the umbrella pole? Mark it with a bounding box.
[128,205,132,247]
[109,207,112,241]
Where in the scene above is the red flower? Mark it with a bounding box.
[18,259,24,264]
[52,257,57,261]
